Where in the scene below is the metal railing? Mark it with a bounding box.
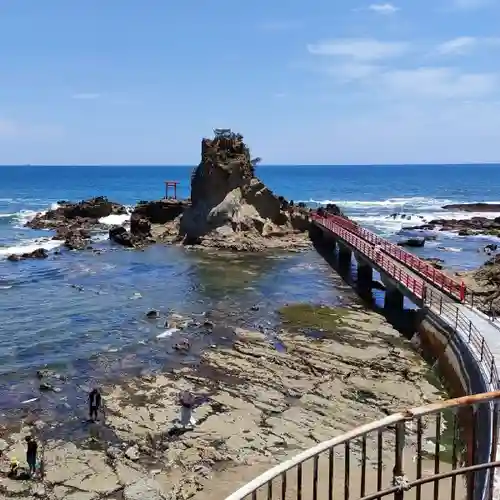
[313,214,466,301]
[224,392,500,500]
[425,287,500,390]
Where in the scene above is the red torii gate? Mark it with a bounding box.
[164,180,179,200]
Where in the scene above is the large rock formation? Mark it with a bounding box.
[178,129,310,250]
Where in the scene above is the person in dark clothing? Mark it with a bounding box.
[25,436,37,477]
[88,388,101,422]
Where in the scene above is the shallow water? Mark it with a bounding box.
[0,242,355,424]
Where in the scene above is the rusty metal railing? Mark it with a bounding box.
[224,392,500,500]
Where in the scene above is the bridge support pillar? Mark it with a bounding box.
[384,286,404,311]
[357,260,373,290]
[324,233,337,251]
[338,242,352,269]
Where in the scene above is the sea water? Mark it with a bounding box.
[1,163,500,415]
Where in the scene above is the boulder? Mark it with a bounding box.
[133,199,189,225]
[397,238,425,248]
[54,226,91,250]
[130,213,152,237]
[7,248,49,261]
[124,445,140,461]
[109,226,137,248]
[178,129,311,248]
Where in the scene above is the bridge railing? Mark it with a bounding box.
[425,286,500,389]
[315,214,466,302]
[319,218,425,299]
[224,391,500,500]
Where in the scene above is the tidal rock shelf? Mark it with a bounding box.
[0,306,444,499]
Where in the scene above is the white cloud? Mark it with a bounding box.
[368,3,399,14]
[381,67,499,99]
[436,36,500,55]
[307,38,409,61]
[72,93,101,100]
[436,36,477,54]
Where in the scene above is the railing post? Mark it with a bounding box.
[480,337,485,362]
[393,422,406,500]
[490,358,495,384]
[439,295,443,315]
[455,307,459,330]
[460,281,466,302]
[468,322,472,342]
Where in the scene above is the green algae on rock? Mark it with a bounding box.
[278,304,349,331]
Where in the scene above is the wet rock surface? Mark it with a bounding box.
[7,248,49,261]
[25,197,128,251]
[455,254,500,315]
[397,237,425,248]
[0,307,444,500]
[129,199,191,245]
[27,197,126,230]
[406,216,500,237]
[442,202,500,212]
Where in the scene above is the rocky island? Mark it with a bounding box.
[13,129,312,260]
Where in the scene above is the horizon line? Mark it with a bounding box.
[0,162,500,167]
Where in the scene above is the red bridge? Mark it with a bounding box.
[311,213,467,305]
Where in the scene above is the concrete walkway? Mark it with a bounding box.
[459,305,500,377]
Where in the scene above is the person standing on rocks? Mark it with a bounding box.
[178,390,196,428]
[88,388,102,422]
[25,435,38,477]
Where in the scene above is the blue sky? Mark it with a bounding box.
[1,0,500,165]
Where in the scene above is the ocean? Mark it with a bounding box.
[1,164,500,420]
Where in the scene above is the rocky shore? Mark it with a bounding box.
[454,254,500,315]
[407,216,500,237]
[0,305,445,499]
[402,202,500,237]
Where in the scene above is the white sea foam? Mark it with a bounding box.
[98,213,131,226]
[302,196,454,210]
[0,238,62,259]
[304,196,500,236]
[157,327,179,338]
